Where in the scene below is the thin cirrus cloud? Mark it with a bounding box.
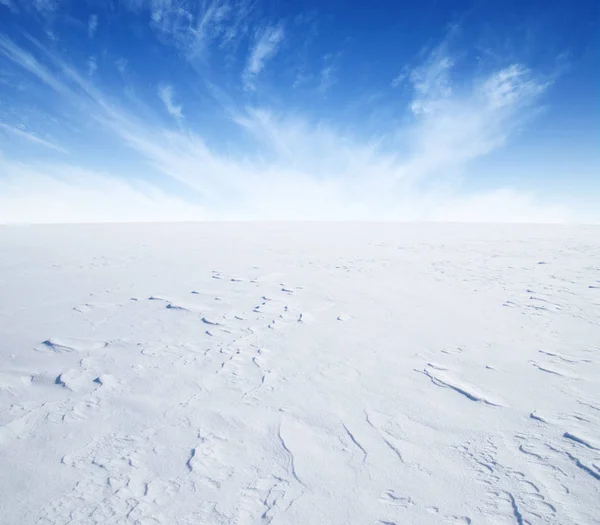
[317,54,338,94]
[87,55,97,76]
[0,158,209,223]
[0,6,577,223]
[119,0,256,63]
[157,84,184,120]
[88,14,98,39]
[243,24,285,90]
[0,34,69,94]
[0,122,68,154]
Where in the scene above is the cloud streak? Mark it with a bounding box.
[0,34,69,94]
[317,53,338,94]
[88,14,98,38]
[0,158,208,224]
[118,0,256,64]
[158,84,184,120]
[0,122,68,153]
[0,31,570,224]
[243,24,284,90]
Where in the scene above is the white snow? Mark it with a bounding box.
[0,222,599,524]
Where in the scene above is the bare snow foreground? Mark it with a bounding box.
[1,223,599,525]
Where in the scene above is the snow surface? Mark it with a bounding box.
[0,222,599,525]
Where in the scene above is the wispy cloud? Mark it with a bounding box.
[157,84,183,120]
[115,57,128,74]
[408,47,455,115]
[482,64,548,109]
[0,34,69,94]
[120,0,256,64]
[88,14,98,38]
[147,0,194,41]
[0,158,206,223]
[243,24,284,90]
[318,54,337,94]
[403,49,550,180]
[0,122,67,153]
[87,55,97,76]
[32,0,60,13]
[0,32,568,223]
[391,65,410,88]
[0,0,15,11]
[218,0,255,48]
[188,0,235,59]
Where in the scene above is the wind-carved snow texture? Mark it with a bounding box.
[0,222,599,524]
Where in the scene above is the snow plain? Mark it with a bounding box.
[0,222,599,525]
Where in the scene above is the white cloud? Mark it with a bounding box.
[87,55,97,76]
[318,62,336,94]
[0,122,67,153]
[0,158,207,224]
[428,189,568,223]
[95,96,567,222]
[1,0,63,14]
[120,0,255,63]
[408,51,454,115]
[0,34,69,94]
[391,66,409,88]
[0,34,575,224]
[318,66,335,93]
[243,24,284,90]
[148,0,194,39]
[189,0,234,59]
[157,84,183,120]
[32,0,59,13]
[88,14,98,39]
[482,64,547,109]
[219,0,254,48]
[116,58,128,74]
[402,61,549,180]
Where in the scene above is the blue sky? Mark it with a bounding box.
[0,0,598,222]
